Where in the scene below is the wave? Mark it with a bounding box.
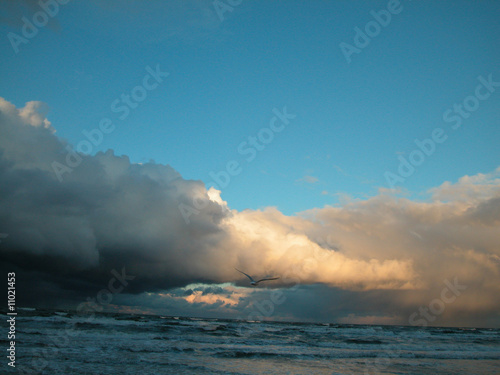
[344,338,384,345]
[212,349,500,361]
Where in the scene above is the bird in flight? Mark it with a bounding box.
[234,268,280,286]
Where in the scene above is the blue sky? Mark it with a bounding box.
[1,0,499,214]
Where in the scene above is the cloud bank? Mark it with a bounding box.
[1,98,499,326]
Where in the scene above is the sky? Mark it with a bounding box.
[0,0,499,328]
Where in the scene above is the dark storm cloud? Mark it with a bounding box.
[0,97,230,305]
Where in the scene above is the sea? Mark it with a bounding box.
[4,309,499,375]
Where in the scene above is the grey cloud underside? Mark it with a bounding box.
[0,98,230,303]
[0,154,228,292]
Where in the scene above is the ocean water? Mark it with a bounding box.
[5,309,500,375]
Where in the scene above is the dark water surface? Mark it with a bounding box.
[4,309,500,374]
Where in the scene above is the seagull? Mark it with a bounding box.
[234,268,280,286]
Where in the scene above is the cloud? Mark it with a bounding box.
[1,97,499,326]
[0,97,229,304]
[0,97,416,293]
[296,175,319,184]
[429,168,500,203]
[222,207,417,290]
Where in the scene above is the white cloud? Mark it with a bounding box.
[429,167,500,203]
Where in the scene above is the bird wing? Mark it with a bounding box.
[234,268,255,283]
[255,277,280,283]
